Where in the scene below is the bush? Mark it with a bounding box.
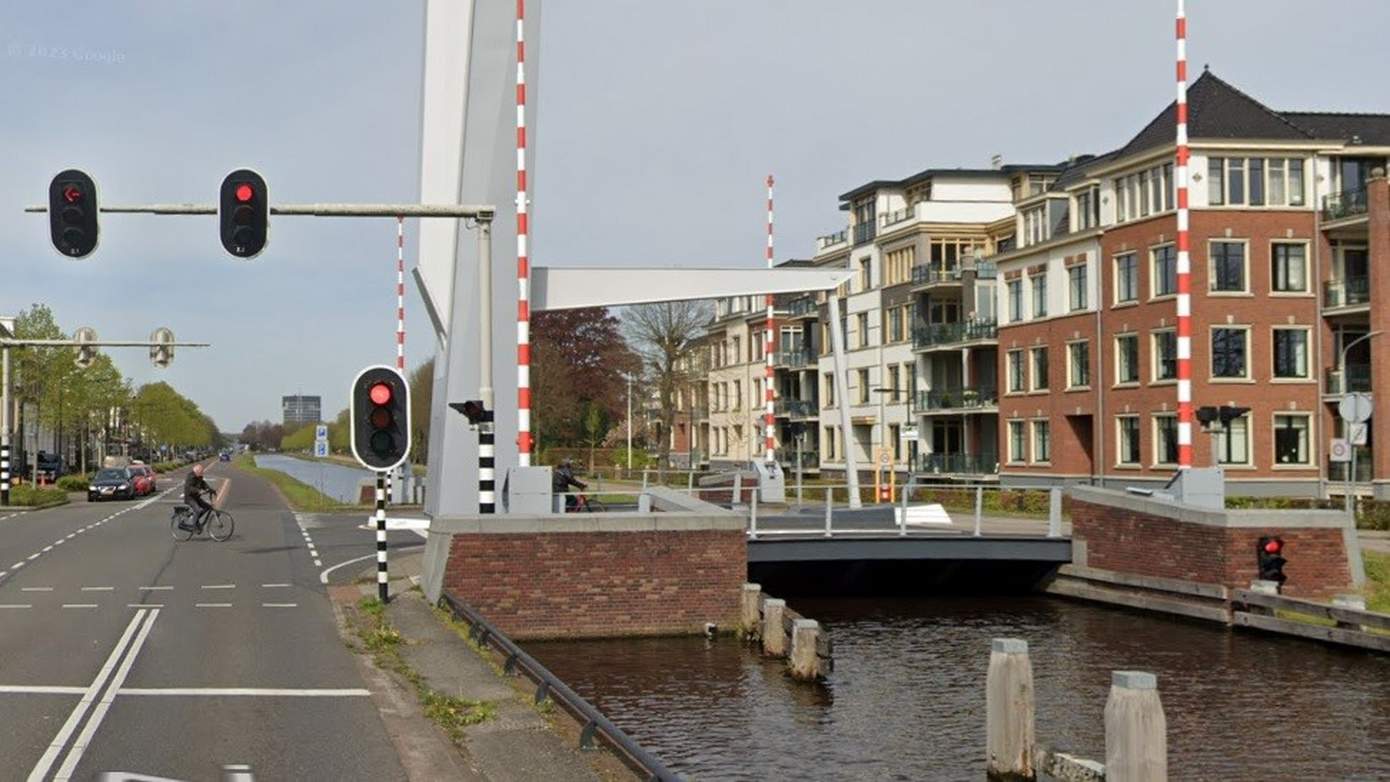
[56,475,89,492]
[1358,500,1390,531]
[10,484,68,508]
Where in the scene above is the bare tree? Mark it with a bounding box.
[622,300,712,477]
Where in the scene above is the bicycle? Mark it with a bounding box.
[569,493,606,513]
[170,490,235,542]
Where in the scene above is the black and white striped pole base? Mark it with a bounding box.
[375,470,388,603]
[479,409,495,514]
[0,441,9,507]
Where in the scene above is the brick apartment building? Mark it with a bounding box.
[995,70,1390,497]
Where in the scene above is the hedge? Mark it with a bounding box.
[9,484,68,508]
[56,475,89,492]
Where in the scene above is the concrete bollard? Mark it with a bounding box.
[1048,487,1062,538]
[1104,671,1167,782]
[732,473,742,506]
[1250,579,1281,595]
[761,598,787,657]
[789,619,823,681]
[741,583,763,636]
[986,638,1035,781]
[824,489,833,535]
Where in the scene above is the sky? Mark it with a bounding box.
[3,0,1388,432]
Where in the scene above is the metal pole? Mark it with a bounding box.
[24,202,497,218]
[827,289,862,508]
[825,487,832,536]
[974,485,983,537]
[749,489,758,539]
[1338,331,1379,512]
[477,218,496,515]
[1348,424,1358,515]
[796,433,803,507]
[375,471,388,603]
[1,346,9,507]
[627,374,633,472]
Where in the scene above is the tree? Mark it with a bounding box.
[408,359,433,464]
[580,403,609,473]
[532,307,638,448]
[623,300,712,476]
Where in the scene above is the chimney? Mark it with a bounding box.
[990,154,1003,170]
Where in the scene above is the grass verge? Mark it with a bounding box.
[351,596,495,742]
[8,484,69,509]
[1366,551,1390,614]
[233,453,353,512]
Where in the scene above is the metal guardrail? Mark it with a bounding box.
[1322,188,1368,221]
[1323,276,1370,308]
[438,592,682,781]
[916,386,999,410]
[912,319,998,349]
[1231,589,1390,654]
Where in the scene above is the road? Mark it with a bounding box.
[0,461,426,781]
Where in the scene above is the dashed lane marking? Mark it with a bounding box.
[0,685,85,694]
[0,604,32,609]
[127,604,164,608]
[194,603,231,608]
[61,604,99,609]
[200,584,235,590]
[21,587,52,592]
[261,583,290,588]
[140,586,173,591]
[80,587,115,592]
[261,603,298,608]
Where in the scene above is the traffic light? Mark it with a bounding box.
[449,400,491,426]
[150,327,175,369]
[1257,536,1287,588]
[1219,406,1251,429]
[219,168,268,258]
[48,169,99,258]
[73,326,98,369]
[351,366,411,471]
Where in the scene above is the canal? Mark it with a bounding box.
[531,595,1390,780]
[253,453,371,504]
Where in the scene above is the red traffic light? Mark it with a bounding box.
[62,185,84,204]
[234,183,254,203]
[369,382,393,405]
[1263,539,1283,555]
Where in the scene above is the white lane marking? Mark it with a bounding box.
[261,603,298,608]
[21,587,53,592]
[27,553,39,561]
[52,539,64,547]
[140,586,173,591]
[200,584,235,590]
[12,562,25,570]
[117,687,370,697]
[81,586,115,592]
[128,603,164,608]
[65,533,75,539]
[261,583,291,588]
[0,603,33,609]
[27,609,149,782]
[223,765,255,782]
[0,685,86,694]
[41,546,52,553]
[313,559,322,567]
[62,604,99,609]
[195,603,231,608]
[52,609,160,781]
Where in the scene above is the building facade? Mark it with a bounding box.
[282,395,322,427]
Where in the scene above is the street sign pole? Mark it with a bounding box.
[1339,392,1373,514]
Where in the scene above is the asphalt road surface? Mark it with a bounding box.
[0,461,426,782]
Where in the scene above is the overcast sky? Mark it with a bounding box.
[3,0,1387,431]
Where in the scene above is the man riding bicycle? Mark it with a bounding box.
[180,464,216,531]
[552,458,586,512]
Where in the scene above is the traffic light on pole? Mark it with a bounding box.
[219,168,268,258]
[48,169,99,258]
[1257,535,1287,588]
[350,366,411,471]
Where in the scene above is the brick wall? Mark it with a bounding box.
[442,528,746,639]
[1071,497,1352,599]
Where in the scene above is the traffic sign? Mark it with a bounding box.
[314,440,329,458]
[1330,438,1351,463]
[315,424,329,440]
[1350,423,1369,446]
[1339,392,1373,424]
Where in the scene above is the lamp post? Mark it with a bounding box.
[1338,330,1380,512]
[625,372,634,472]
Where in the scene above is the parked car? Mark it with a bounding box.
[88,468,136,502]
[128,464,155,496]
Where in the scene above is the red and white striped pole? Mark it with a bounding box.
[515,0,533,467]
[396,217,406,373]
[763,174,776,465]
[1175,0,1193,469]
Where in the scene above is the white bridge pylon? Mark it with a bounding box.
[529,266,851,311]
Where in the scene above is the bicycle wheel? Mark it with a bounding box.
[207,510,235,541]
[170,512,195,542]
[584,498,606,513]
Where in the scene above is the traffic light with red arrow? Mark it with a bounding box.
[48,169,99,258]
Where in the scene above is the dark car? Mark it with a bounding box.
[88,468,136,502]
[219,451,231,462]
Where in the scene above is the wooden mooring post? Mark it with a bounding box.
[1105,671,1167,782]
[986,638,1035,781]
[740,582,832,682]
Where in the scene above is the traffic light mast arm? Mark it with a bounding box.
[26,203,496,219]
[0,339,209,348]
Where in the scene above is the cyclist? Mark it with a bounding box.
[552,458,587,512]
[180,464,216,531]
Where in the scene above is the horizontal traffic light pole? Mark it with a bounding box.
[0,339,209,347]
[25,202,496,218]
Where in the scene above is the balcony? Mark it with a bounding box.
[785,350,817,369]
[1325,364,1372,395]
[880,206,916,229]
[911,265,963,287]
[775,448,819,470]
[774,399,818,419]
[1324,276,1370,309]
[914,452,999,476]
[1322,189,1368,222]
[976,261,998,279]
[912,320,998,350]
[916,385,998,412]
[852,222,876,246]
[815,230,848,252]
[787,297,818,318]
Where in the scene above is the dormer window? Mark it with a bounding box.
[1022,205,1048,247]
[1075,185,1100,230]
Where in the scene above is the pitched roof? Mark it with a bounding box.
[1117,71,1314,159]
[1282,112,1390,146]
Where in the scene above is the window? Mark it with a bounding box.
[1273,328,1309,379]
[1031,347,1049,391]
[1271,243,1307,293]
[1215,414,1250,465]
[733,380,741,409]
[1076,185,1100,230]
[1208,157,1225,205]
[885,247,913,286]
[857,313,870,348]
[1151,245,1176,297]
[1031,273,1047,318]
[1152,330,1177,381]
[1033,420,1051,463]
[1115,334,1139,384]
[1248,158,1265,205]
[1274,414,1310,465]
[824,373,834,406]
[1210,241,1246,292]
[1212,328,1248,379]
[1068,265,1088,311]
[1007,280,1023,322]
[890,424,901,461]
[1288,159,1305,206]
[858,257,871,290]
[889,307,903,343]
[1023,206,1047,246]
[731,336,741,362]
[824,426,836,460]
[1008,420,1027,464]
[888,365,900,402]
[1209,157,1306,207]
[1117,416,1141,465]
[1068,341,1090,388]
[1115,176,1128,220]
[1115,253,1138,303]
[1154,415,1178,465]
[857,368,869,404]
[1113,163,1174,222]
[1008,350,1026,393]
[1228,158,1246,204]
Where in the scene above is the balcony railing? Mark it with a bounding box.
[975,261,998,279]
[916,385,998,411]
[852,222,876,246]
[912,320,998,349]
[815,230,848,251]
[1325,364,1372,395]
[912,265,963,286]
[914,452,1000,476]
[1324,276,1370,309]
[786,350,817,369]
[775,448,819,469]
[774,399,818,418]
[880,206,915,228]
[1322,188,1368,222]
[769,347,806,367]
[788,297,818,318]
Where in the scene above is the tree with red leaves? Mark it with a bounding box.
[531,307,638,449]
